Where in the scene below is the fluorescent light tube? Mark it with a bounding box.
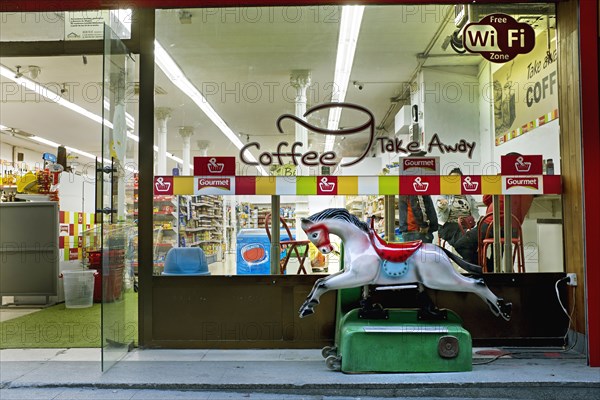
[0,65,113,128]
[155,41,267,176]
[325,5,365,152]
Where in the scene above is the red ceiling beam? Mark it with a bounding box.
[0,0,560,12]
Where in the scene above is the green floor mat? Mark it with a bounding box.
[0,292,137,349]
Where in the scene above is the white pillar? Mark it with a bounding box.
[197,140,209,157]
[155,107,171,175]
[290,70,311,241]
[290,70,311,177]
[178,126,194,175]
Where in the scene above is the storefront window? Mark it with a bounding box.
[152,3,561,277]
[0,10,132,42]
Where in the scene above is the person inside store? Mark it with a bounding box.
[399,194,438,243]
[435,167,480,248]
[455,153,534,271]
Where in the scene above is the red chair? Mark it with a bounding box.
[477,212,525,273]
[265,213,310,274]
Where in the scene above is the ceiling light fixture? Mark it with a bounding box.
[325,5,365,152]
[29,136,96,161]
[0,64,178,169]
[27,134,137,173]
[0,64,110,127]
[112,11,247,174]
[155,40,268,176]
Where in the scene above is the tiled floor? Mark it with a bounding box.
[0,308,41,323]
[1,297,43,322]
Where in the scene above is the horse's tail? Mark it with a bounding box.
[441,247,483,275]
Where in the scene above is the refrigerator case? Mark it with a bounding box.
[236,228,294,274]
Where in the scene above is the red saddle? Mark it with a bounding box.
[368,219,422,262]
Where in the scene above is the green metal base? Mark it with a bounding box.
[336,308,472,373]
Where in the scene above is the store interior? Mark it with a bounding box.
[0,3,565,349]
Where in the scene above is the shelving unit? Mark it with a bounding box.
[345,196,367,220]
[153,195,178,274]
[236,202,295,230]
[124,175,140,275]
[345,195,399,235]
[181,195,224,264]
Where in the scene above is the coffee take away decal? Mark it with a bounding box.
[240,102,476,168]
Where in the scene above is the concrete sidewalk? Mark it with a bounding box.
[1,348,598,399]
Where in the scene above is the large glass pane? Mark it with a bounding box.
[101,24,137,371]
[0,10,132,42]
[153,4,561,276]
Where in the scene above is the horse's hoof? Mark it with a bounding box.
[498,299,512,321]
[487,299,500,317]
[299,307,315,318]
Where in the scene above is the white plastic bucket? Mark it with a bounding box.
[61,270,96,309]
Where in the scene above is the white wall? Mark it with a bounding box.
[0,143,46,172]
[493,120,561,174]
[59,171,96,214]
[411,67,481,174]
[480,61,561,173]
[478,60,563,273]
[337,157,383,176]
[0,142,12,160]
[478,62,495,171]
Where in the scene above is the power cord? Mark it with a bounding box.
[555,276,577,351]
[473,276,578,366]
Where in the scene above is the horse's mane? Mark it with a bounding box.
[306,208,369,233]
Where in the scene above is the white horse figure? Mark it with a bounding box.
[299,208,511,320]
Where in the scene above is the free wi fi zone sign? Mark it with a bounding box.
[463,13,535,63]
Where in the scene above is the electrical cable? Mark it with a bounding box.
[473,277,579,366]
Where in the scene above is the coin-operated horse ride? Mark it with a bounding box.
[300,208,511,373]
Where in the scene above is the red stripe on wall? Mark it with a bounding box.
[579,0,600,367]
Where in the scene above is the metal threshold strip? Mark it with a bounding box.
[363,326,450,334]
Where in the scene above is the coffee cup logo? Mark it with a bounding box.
[197,177,231,191]
[413,177,429,192]
[506,177,539,190]
[462,176,479,191]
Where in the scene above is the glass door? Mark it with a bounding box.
[100,24,137,371]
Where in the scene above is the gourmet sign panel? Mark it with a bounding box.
[502,176,544,195]
[194,176,236,195]
[399,157,440,175]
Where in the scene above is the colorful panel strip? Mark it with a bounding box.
[152,175,562,196]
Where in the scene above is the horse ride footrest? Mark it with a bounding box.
[337,308,472,373]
